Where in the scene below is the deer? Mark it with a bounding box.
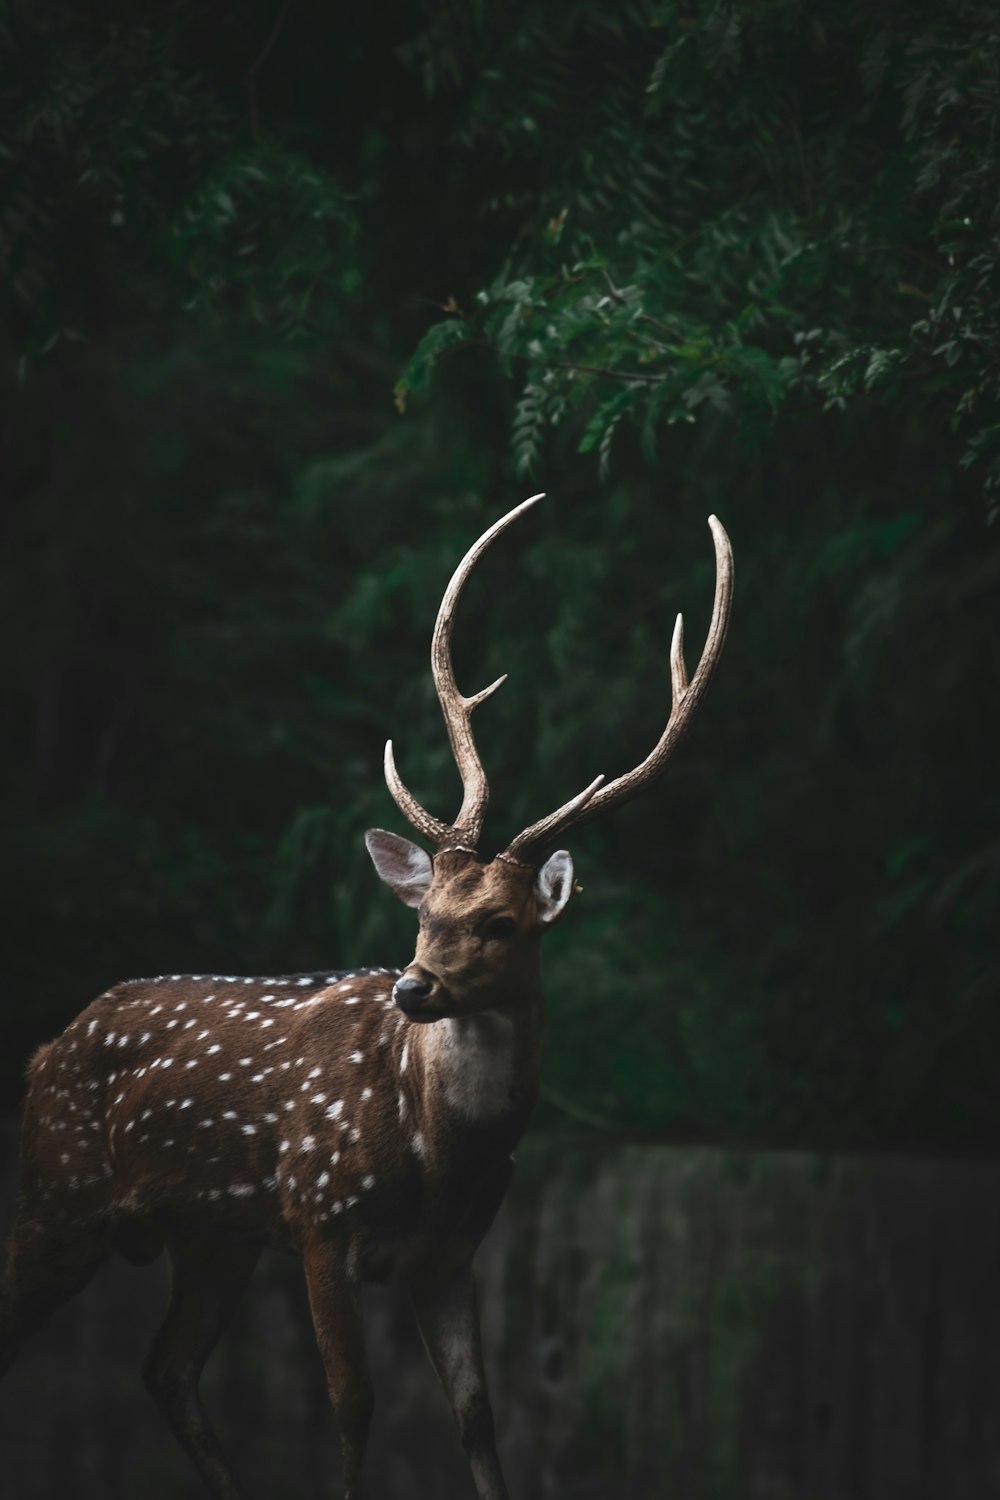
[0,494,733,1500]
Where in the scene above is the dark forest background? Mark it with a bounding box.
[1,0,998,1153]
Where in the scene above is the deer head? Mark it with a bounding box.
[366,495,733,1023]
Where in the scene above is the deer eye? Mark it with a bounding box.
[483,916,517,942]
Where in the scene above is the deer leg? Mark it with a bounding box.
[409,1261,510,1500]
[142,1234,260,1500]
[0,1212,114,1381]
[301,1235,372,1500]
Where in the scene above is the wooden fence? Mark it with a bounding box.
[2,1122,1000,1499]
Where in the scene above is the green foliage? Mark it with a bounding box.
[401,1,1000,516]
[396,318,469,408]
[169,140,358,331]
[0,1,357,359]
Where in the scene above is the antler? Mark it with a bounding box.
[384,494,545,850]
[502,515,734,862]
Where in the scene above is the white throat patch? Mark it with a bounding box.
[429,1012,518,1120]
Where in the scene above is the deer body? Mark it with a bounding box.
[2,497,733,1499]
[19,964,530,1271]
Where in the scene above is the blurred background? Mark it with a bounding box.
[1,2,998,1495]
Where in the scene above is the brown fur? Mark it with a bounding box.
[1,847,555,1500]
[403,852,543,1021]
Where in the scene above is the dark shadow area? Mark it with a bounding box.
[4,1124,1000,1499]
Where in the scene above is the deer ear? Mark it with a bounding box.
[365,829,434,908]
[534,849,575,925]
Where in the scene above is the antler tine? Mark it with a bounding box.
[497,775,607,865]
[504,515,734,861]
[385,494,545,850]
[383,740,453,847]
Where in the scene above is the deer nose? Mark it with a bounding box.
[393,973,434,1014]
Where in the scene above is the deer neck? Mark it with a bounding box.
[408,978,543,1136]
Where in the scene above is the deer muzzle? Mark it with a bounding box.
[392,967,445,1021]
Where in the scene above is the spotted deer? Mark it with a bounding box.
[1,495,733,1499]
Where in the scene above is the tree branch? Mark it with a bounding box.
[528,354,666,384]
[601,267,685,340]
